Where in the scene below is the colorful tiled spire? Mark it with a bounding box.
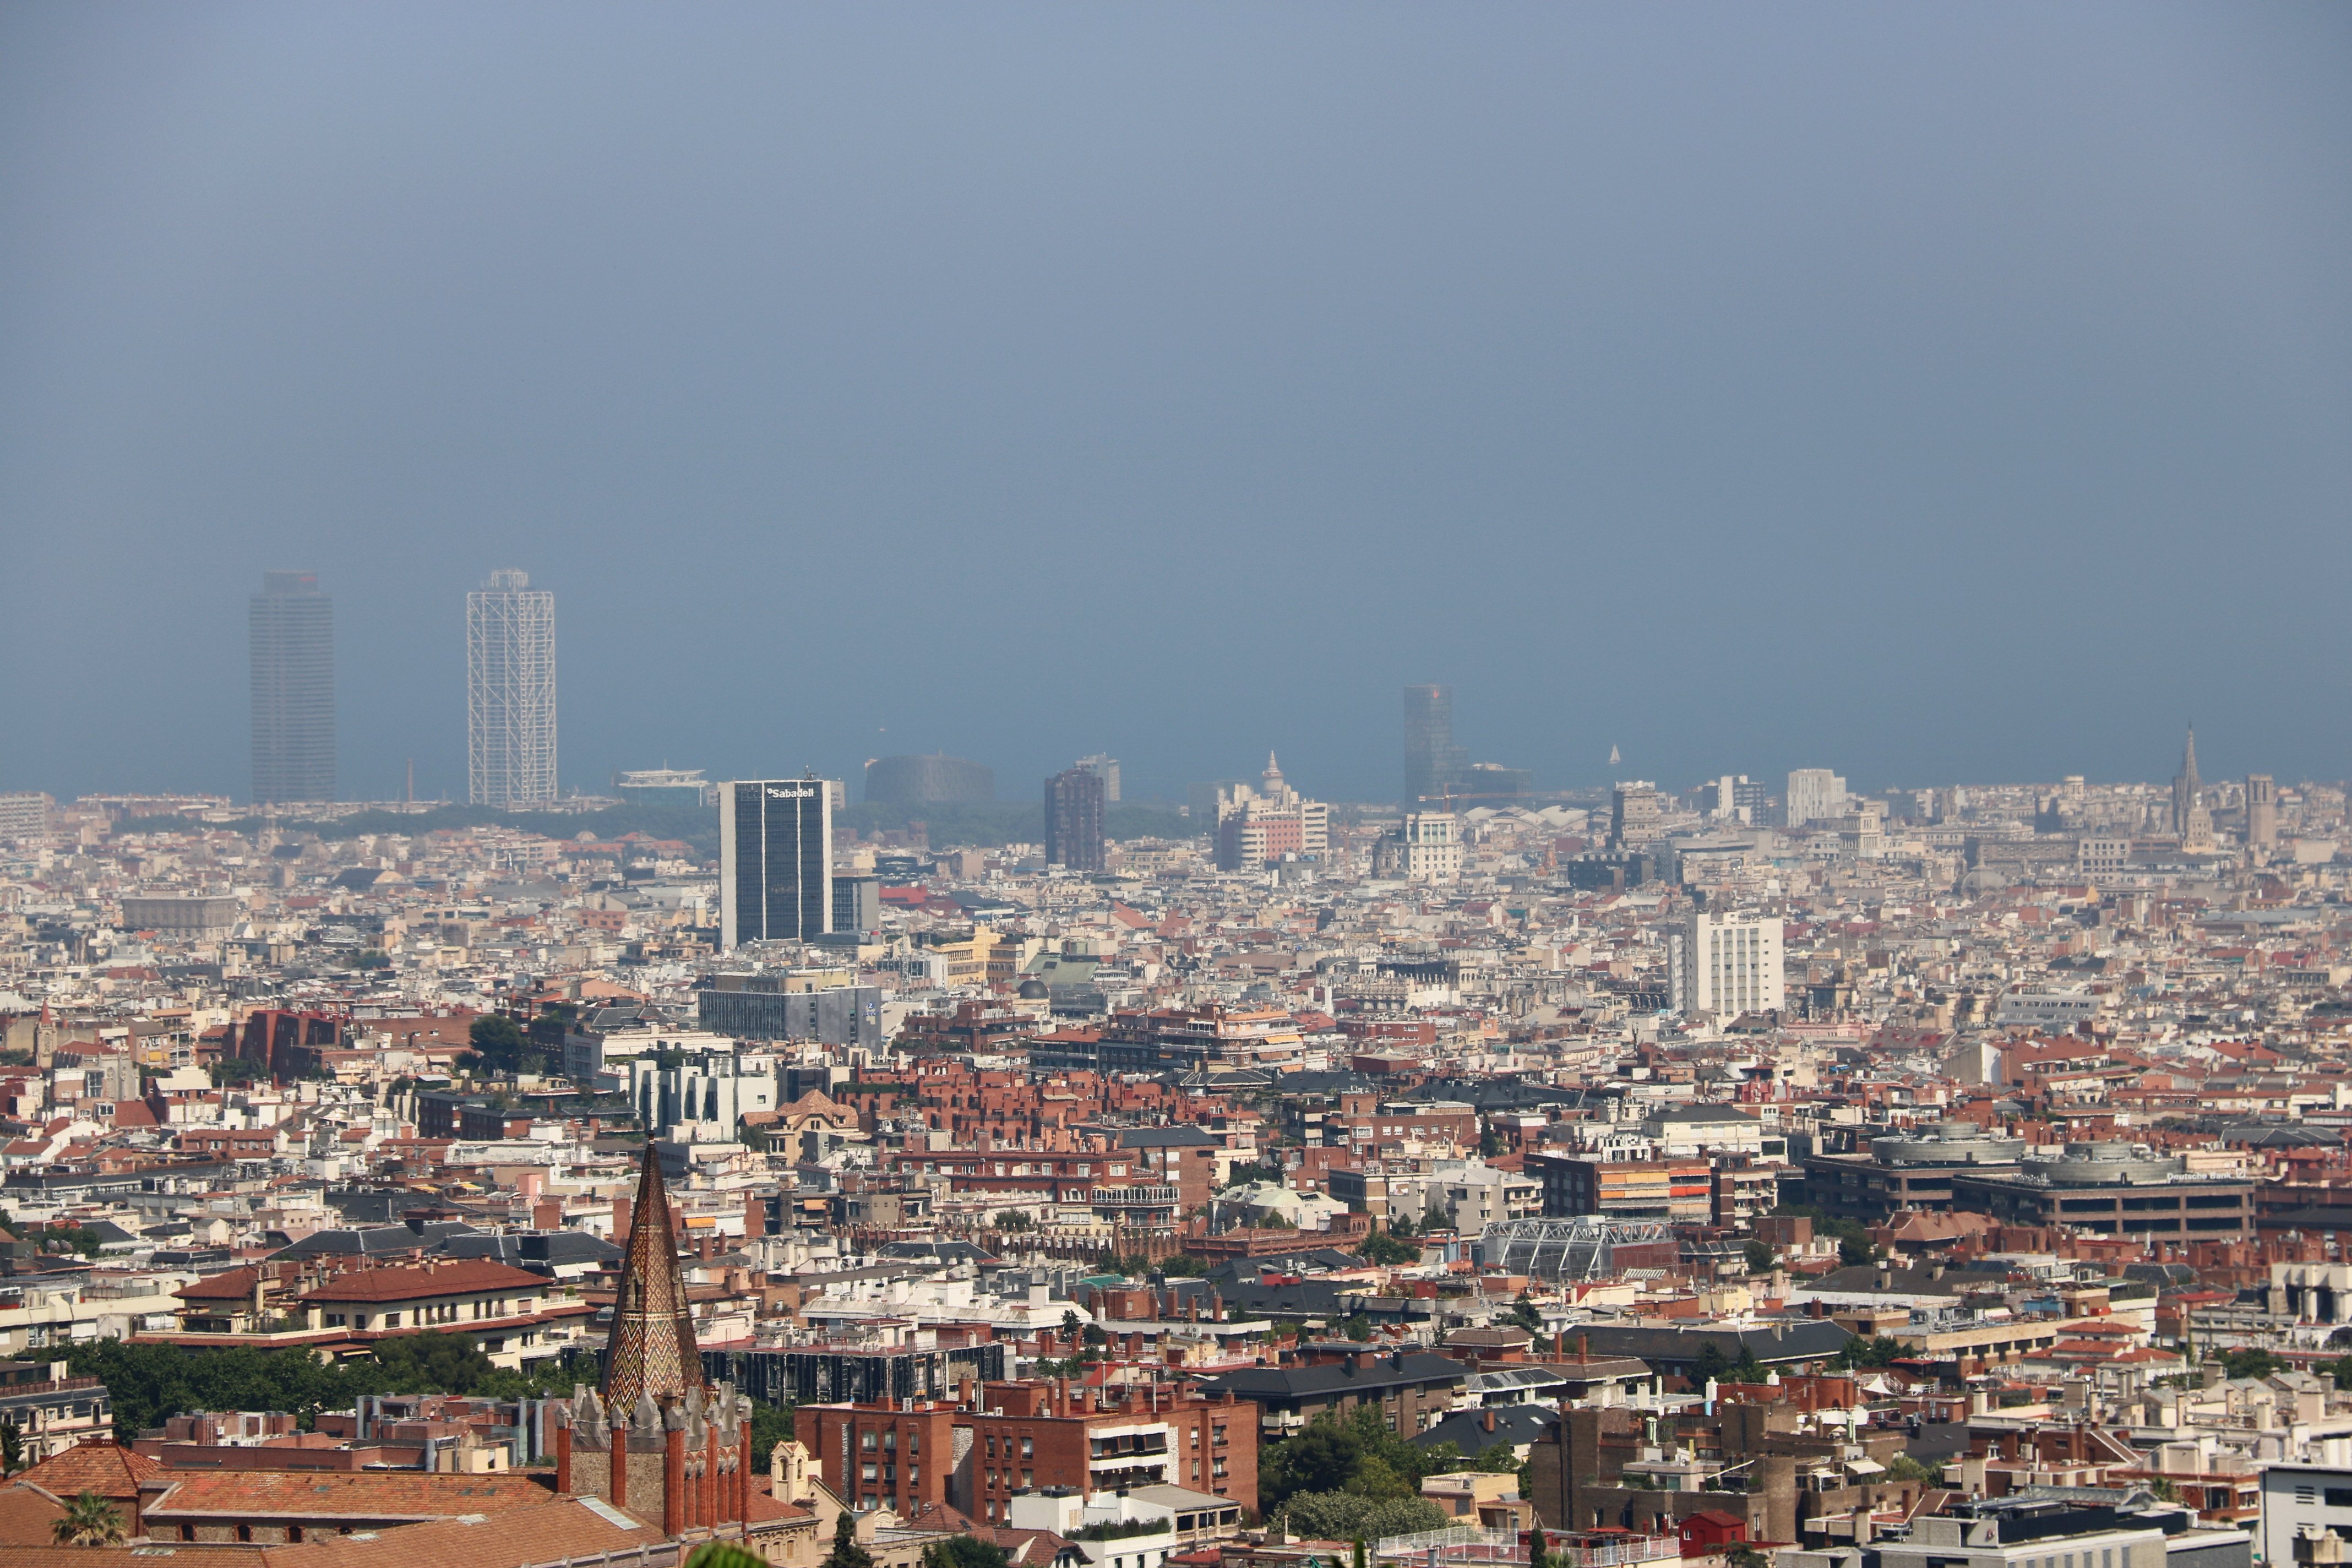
[602,1143,703,1413]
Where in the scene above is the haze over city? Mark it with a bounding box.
[4,4,2350,803]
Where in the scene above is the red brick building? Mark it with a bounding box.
[798,1379,1258,1520]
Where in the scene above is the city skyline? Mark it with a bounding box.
[3,8,2348,803]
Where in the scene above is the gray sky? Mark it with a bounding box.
[3,4,2348,806]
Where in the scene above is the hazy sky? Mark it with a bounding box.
[4,4,2349,807]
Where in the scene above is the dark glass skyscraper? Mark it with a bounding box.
[249,570,335,804]
[719,778,834,949]
[1402,683,1466,805]
[1044,766,1107,872]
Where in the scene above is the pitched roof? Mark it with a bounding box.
[0,1483,64,1548]
[254,1496,658,1568]
[144,1471,557,1522]
[12,1440,162,1501]
[1200,1352,1469,1402]
[602,1141,702,1410]
[1413,1402,1556,1456]
[299,1259,548,1304]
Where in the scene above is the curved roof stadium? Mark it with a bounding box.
[864,753,994,804]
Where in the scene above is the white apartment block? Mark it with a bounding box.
[1667,910,1786,1019]
[1785,768,1847,827]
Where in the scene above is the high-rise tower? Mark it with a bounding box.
[718,777,835,948]
[1044,766,1107,871]
[249,571,335,804]
[466,569,557,807]
[1403,684,1466,805]
[553,1144,752,1537]
[2246,773,2278,850]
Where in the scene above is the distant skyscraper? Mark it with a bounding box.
[1609,781,1662,848]
[1403,684,1467,805]
[249,571,335,804]
[1074,754,1122,803]
[863,754,994,805]
[2246,773,2278,850]
[466,569,557,807]
[1044,767,1108,872]
[719,777,835,948]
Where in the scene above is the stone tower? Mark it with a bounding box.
[555,1145,751,1537]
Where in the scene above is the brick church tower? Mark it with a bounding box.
[555,1145,753,1536]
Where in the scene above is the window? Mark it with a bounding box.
[288,1527,304,1544]
[1020,1435,1033,1458]
[862,1431,878,1451]
[2328,1490,2352,1509]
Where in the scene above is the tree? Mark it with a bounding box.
[1358,1233,1417,1267]
[820,1508,874,1568]
[1728,1346,1766,1385]
[2220,1348,2281,1381]
[54,1492,125,1547]
[1342,1314,1373,1342]
[1836,1335,1904,1370]
[992,1209,1033,1232]
[369,1331,497,1395]
[1837,1236,1873,1268]
[1692,1341,1730,1384]
[0,1422,20,1478]
[924,1540,1010,1568]
[1479,1118,1503,1158]
[465,1014,532,1076]
[1743,1239,1774,1276]
[1508,1294,1543,1335]
[1272,1490,1447,1542]
[687,1545,770,1568]
[1882,1455,1939,1483]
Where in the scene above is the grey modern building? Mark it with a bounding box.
[1044,766,1107,871]
[249,570,335,804]
[695,978,883,1048]
[1403,684,1467,805]
[718,778,834,948]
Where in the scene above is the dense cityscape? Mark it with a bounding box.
[0,565,2345,1568]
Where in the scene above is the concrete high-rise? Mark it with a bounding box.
[248,571,335,804]
[1402,684,1467,805]
[719,777,835,949]
[466,569,557,807]
[1044,766,1107,872]
[1074,754,1121,803]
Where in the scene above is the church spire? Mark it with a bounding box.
[602,1143,703,1413]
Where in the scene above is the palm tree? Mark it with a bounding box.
[53,1491,125,1547]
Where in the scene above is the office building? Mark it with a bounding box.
[2246,772,2278,849]
[863,754,993,805]
[248,571,335,804]
[695,976,883,1047]
[1212,754,1328,870]
[718,778,834,948]
[466,569,557,808]
[1948,1141,2256,1242]
[1784,768,1845,827]
[1665,909,1785,1018]
[1043,766,1107,871]
[1403,684,1467,805]
[1609,781,1662,848]
[1074,754,1121,803]
[1463,762,1534,798]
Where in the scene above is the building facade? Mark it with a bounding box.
[466,569,557,808]
[1211,755,1327,871]
[719,778,835,948]
[1665,910,1785,1018]
[249,570,336,804]
[1784,769,1845,828]
[1045,766,1108,872]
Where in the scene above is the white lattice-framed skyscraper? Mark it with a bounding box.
[467,569,557,807]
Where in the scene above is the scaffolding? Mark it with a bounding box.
[467,569,558,807]
[1476,1217,1673,1281]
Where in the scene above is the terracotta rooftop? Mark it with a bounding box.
[0,1483,65,1548]
[298,1260,549,1304]
[145,1470,558,1522]
[13,1440,164,1500]
[255,1496,659,1568]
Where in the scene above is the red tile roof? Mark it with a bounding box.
[12,1440,162,1502]
[145,1470,557,1522]
[254,1496,658,1568]
[0,1483,64,1547]
[298,1260,548,1305]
